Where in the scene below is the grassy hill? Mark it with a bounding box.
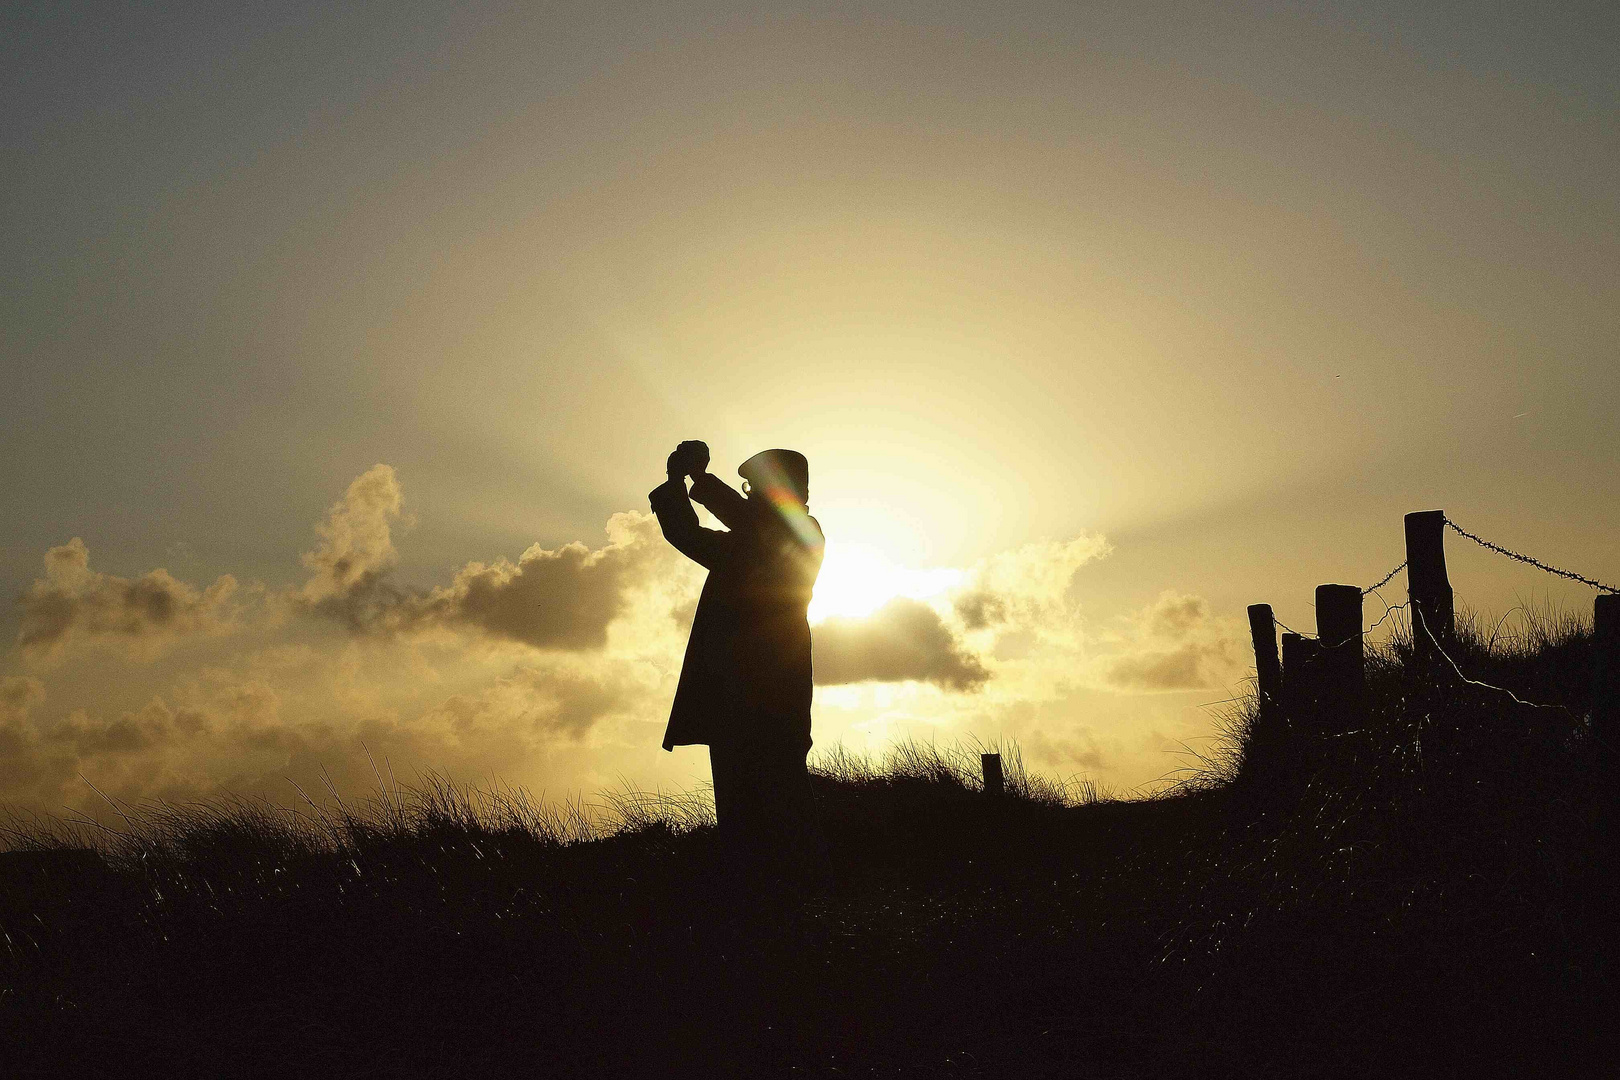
[3,611,1615,1078]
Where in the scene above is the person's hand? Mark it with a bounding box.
[667,440,709,480]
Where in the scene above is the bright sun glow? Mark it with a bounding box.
[808,543,964,623]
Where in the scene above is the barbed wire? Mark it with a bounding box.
[1266,513,1610,649]
[1273,599,1409,646]
[1272,616,1313,639]
[1361,561,1406,596]
[1443,515,1619,594]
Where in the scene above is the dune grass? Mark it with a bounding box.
[2,603,1615,1078]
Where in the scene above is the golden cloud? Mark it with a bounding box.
[1103,591,1243,692]
[295,466,669,652]
[814,597,989,691]
[15,538,240,663]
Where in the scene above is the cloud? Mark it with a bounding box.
[404,514,664,651]
[296,466,668,653]
[0,645,668,812]
[0,467,1247,811]
[421,657,650,741]
[814,597,989,691]
[15,538,240,663]
[1,675,46,721]
[0,677,57,804]
[953,590,1008,631]
[1103,591,1243,692]
[952,534,1111,632]
[299,464,406,603]
[297,463,412,631]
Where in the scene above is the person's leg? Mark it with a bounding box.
[776,747,828,878]
[709,743,740,834]
[711,741,769,860]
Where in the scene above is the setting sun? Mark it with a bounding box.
[807,542,964,623]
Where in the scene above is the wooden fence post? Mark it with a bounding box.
[1595,595,1619,749]
[1281,632,1322,725]
[981,753,1004,797]
[1405,510,1454,662]
[1245,604,1288,783]
[1315,585,1364,679]
[1316,585,1365,727]
[1248,604,1283,722]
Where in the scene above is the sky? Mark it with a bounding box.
[3,0,1617,816]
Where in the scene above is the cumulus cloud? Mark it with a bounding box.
[403,514,664,651]
[950,534,1111,641]
[1103,591,1243,692]
[0,679,218,805]
[296,466,665,652]
[0,647,671,812]
[15,538,240,663]
[296,463,412,631]
[1,675,46,720]
[421,657,653,741]
[0,677,53,803]
[814,597,989,691]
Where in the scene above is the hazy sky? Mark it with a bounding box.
[4,1,1616,814]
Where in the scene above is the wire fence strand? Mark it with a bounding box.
[1361,561,1406,596]
[1265,513,1609,646]
[1443,515,1619,594]
[1415,610,1572,715]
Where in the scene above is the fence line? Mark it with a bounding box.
[1273,615,1312,639]
[1443,515,1619,594]
[1243,508,1620,794]
[1274,599,1408,647]
[1277,516,1612,642]
[1361,561,1406,596]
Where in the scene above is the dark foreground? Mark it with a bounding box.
[3,622,1617,1078]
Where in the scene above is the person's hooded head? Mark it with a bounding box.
[738,449,809,508]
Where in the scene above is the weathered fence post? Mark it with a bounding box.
[1405,510,1454,662]
[1595,594,1619,749]
[1248,604,1283,722]
[1316,584,1366,727]
[1316,585,1365,679]
[981,753,1004,798]
[1246,605,1285,779]
[1281,632,1322,725]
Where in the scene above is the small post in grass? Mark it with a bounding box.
[981,753,1004,798]
[1405,510,1454,663]
[1595,594,1619,749]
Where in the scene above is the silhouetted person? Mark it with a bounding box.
[649,441,825,866]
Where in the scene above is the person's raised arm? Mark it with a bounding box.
[688,471,752,530]
[649,443,731,569]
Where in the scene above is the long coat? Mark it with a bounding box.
[649,472,824,754]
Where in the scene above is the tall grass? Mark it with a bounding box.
[2,737,1097,871]
[811,737,1109,807]
[1143,600,1610,1072]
